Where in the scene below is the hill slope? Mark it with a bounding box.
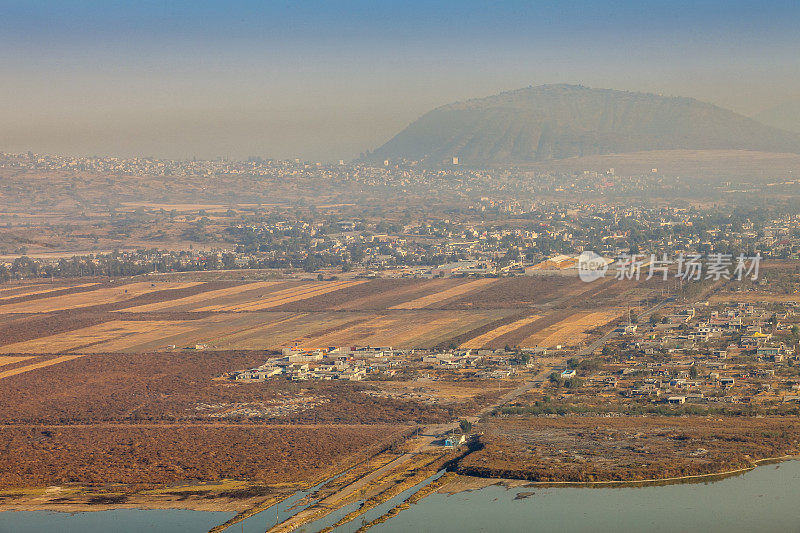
[364,84,800,165]
[755,100,800,134]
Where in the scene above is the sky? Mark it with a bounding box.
[1,0,799,161]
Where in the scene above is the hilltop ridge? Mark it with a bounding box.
[363,84,800,165]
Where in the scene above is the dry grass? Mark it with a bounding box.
[0,320,194,354]
[0,283,47,296]
[389,279,497,309]
[0,282,99,302]
[0,356,35,367]
[709,292,800,303]
[196,312,314,350]
[457,415,800,483]
[0,278,642,355]
[460,314,541,349]
[0,307,514,353]
[332,278,453,310]
[379,380,500,401]
[0,354,89,380]
[292,310,508,350]
[519,309,623,348]
[0,282,202,314]
[0,424,403,488]
[121,281,280,312]
[196,280,366,312]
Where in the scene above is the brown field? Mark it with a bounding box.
[0,282,202,314]
[377,380,505,402]
[0,276,656,356]
[0,320,198,354]
[441,276,638,310]
[195,280,367,312]
[0,283,47,296]
[0,354,89,380]
[460,314,541,349]
[292,309,512,350]
[286,278,440,311]
[0,356,34,367]
[0,282,99,302]
[0,274,674,497]
[389,278,497,309]
[518,309,624,348]
[329,278,459,310]
[120,281,281,312]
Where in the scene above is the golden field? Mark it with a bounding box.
[0,276,647,357]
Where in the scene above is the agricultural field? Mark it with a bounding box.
[0,275,657,354]
[0,281,202,314]
[518,310,624,348]
[460,314,541,349]
[0,354,89,380]
[0,356,33,367]
[0,282,99,302]
[0,273,671,510]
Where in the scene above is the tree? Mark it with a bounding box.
[459,419,472,434]
[221,253,236,270]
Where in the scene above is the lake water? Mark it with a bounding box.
[371,460,800,533]
[0,508,234,533]
[2,461,799,533]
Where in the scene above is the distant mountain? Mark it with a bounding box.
[755,100,800,134]
[363,84,800,165]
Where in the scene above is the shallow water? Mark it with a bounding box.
[3,461,799,533]
[370,460,800,533]
[222,469,350,533]
[0,508,233,533]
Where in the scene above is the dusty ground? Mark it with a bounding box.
[454,416,800,483]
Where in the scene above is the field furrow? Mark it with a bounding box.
[459,314,542,349]
[389,279,497,309]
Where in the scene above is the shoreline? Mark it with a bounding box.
[2,455,796,515]
[442,454,799,493]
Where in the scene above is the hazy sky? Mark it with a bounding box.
[1,0,799,161]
